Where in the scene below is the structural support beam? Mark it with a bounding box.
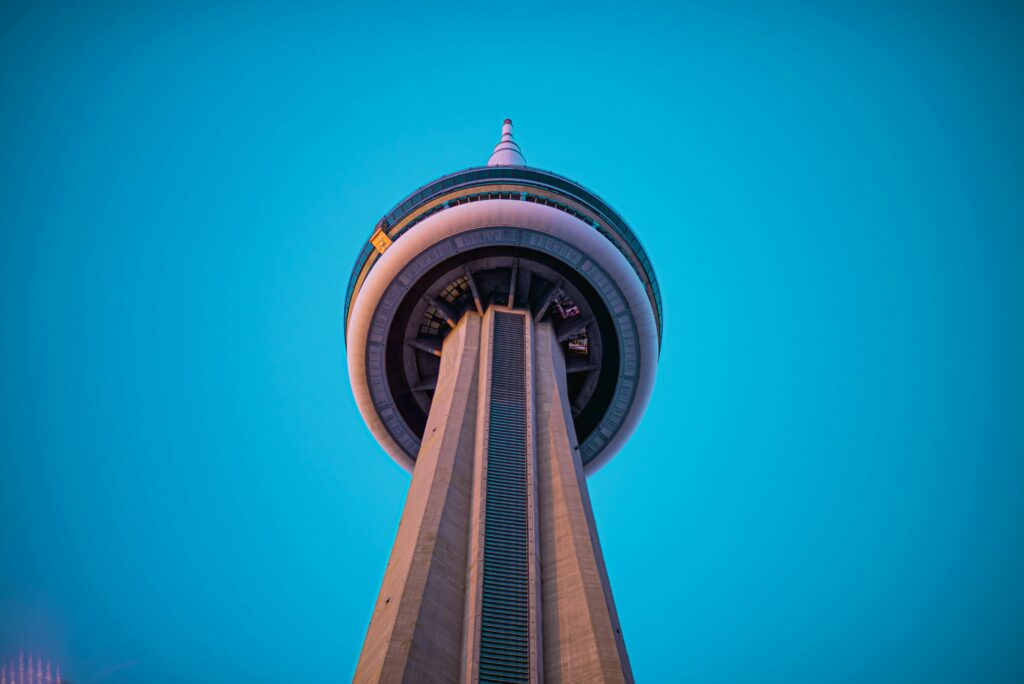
[410,375,438,392]
[557,315,595,343]
[423,293,458,328]
[507,260,519,308]
[533,279,564,322]
[406,337,442,358]
[566,360,600,374]
[464,266,484,315]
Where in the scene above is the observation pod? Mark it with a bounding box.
[347,121,661,684]
[346,120,661,474]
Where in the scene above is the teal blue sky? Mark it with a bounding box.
[2,2,1023,682]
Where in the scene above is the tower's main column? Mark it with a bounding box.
[354,308,633,684]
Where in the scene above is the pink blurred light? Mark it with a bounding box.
[0,655,62,684]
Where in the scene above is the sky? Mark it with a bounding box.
[1,1,1023,682]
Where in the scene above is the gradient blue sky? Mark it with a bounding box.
[2,2,1023,682]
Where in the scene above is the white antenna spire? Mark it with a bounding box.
[487,118,526,166]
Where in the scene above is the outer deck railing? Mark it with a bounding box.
[344,166,662,346]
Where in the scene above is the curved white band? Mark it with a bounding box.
[347,200,658,474]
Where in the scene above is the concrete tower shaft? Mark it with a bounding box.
[354,309,633,684]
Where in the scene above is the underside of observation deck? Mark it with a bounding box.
[386,246,618,460]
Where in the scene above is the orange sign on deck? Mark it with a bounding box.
[369,228,392,254]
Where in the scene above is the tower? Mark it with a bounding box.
[346,121,661,683]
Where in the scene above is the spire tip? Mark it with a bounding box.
[487,119,526,166]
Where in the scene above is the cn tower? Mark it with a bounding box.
[346,121,661,683]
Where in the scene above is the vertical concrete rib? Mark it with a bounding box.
[534,320,635,683]
[353,313,481,684]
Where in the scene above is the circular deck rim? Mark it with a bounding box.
[346,200,658,474]
[344,165,662,349]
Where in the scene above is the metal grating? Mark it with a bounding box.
[480,312,530,683]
